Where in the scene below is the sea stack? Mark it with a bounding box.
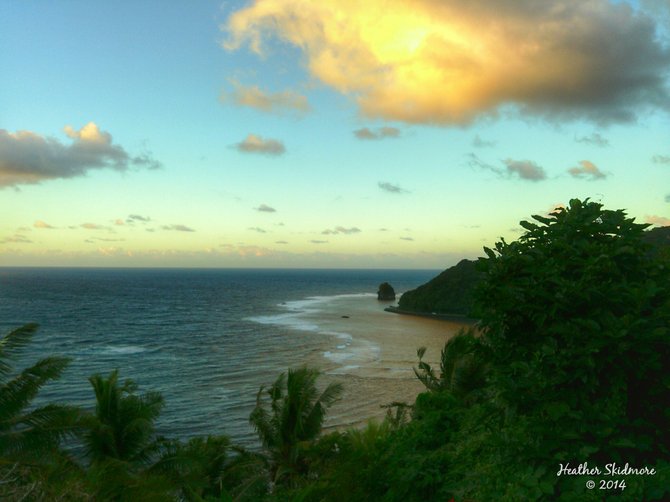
[377,282,396,301]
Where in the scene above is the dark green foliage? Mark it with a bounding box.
[467,199,670,499]
[82,370,172,500]
[643,225,670,263]
[0,323,81,459]
[249,366,343,489]
[414,328,488,402]
[84,369,164,465]
[398,259,481,316]
[152,435,232,501]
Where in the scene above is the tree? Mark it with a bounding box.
[151,434,232,501]
[84,369,164,464]
[468,198,670,499]
[249,367,343,489]
[0,323,80,459]
[414,328,488,402]
[0,323,84,499]
[82,369,170,500]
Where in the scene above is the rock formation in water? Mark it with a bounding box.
[377,282,396,301]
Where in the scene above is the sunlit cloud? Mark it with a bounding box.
[255,204,276,212]
[234,134,285,155]
[575,132,609,147]
[224,0,670,125]
[0,123,161,187]
[354,127,400,140]
[222,81,310,113]
[653,154,670,164]
[161,224,195,232]
[321,226,361,235]
[646,215,670,226]
[378,181,409,194]
[568,160,607,180]
[34,220,55,229]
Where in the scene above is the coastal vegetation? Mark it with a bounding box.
[1,199,669,500]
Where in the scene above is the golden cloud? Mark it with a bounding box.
[223,0,670,124]
[646,215,670,226]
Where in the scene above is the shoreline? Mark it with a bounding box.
[383,305,479,325]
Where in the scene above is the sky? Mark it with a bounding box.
[1,0,669,269]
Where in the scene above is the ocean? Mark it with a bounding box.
[0,267,462,448]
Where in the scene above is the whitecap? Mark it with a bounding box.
[100,345,147,355]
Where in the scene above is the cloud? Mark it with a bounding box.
[503,159,547,181]
[81,222,105,230]
[575,132,609,147]
[567,160,607,180]
[275,240,289,244]
[248,226,267,233]
[92,237,125,242]
[161,224,195,232]
[0,123,161,187]
[378,181,409,193]
[34,220,54,229]
[234,134,285,155]
[255,204,276,213]
[0,234,32,244]
[469,155,546,181]
[127,214,151,223]
[646,215,670,226]
[473,135,495,148]
[310,239,328,244]
[665,194,670,203]
[400,236,414,241]
[223,0,670,125]
[653,154,670,164]
[222,81,310,113]
[354,127,401,140]
[321,226,361,235]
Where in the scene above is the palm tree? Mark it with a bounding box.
[82,369,169,500]
[0,323,80,459]
[151,434,232,500]
[84,369,163,465]
[249,366,343,488]
[414,328,488,401]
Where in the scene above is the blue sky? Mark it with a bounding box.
[1,0,669,268]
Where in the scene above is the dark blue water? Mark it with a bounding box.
[0,267,437,446]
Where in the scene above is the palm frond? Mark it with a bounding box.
[0,324,39,378]
[0,356,71,424]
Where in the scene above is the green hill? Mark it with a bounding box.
[397,258,481,317]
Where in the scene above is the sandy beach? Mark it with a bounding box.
[255,293,470,430]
